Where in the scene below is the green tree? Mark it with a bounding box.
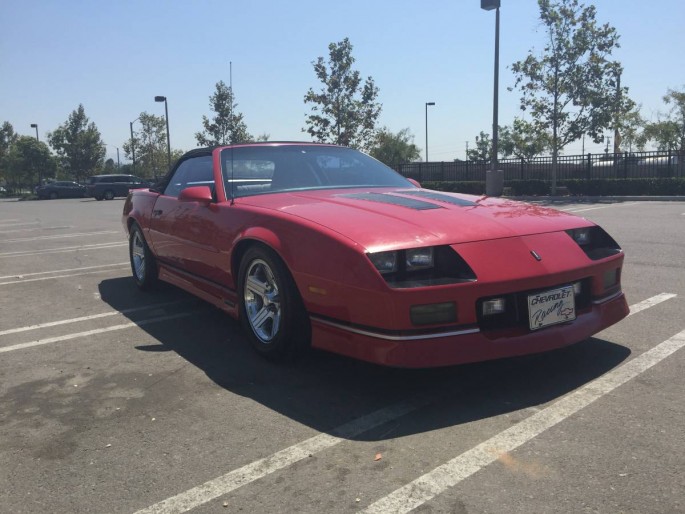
[123,112,169,179]
[104,158,116,173]
[0,121,19,186]
[0,121,18,160]
[304,38,382,151]
[369,127,421,169]
[47,106,99,180]
[5,136,55,189]
[48,105,105,183]
[640,87,685,153]
[196,80,252,146]
[511,0,626,192]
[618,106,645,152]
[466,131,493,161]
[499,119,552,162]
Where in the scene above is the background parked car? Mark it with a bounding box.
[35,181,86,199]
[86,174,153,200]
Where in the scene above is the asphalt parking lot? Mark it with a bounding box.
[0,196,683,514]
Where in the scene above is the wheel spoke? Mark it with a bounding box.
[251,306,274,333]
[246,275,269,298]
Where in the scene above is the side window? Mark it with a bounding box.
[163,156,214,198]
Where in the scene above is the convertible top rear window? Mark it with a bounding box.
[221,145,413,198]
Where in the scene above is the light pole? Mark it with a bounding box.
[30,123,42,186]
[155,96,171,172]
[481,0,501,195]
[130,117,140,175]
[104,144,121,169]
[425,102,435,162]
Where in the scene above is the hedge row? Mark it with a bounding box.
[421,178,685,196]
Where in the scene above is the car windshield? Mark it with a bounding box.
[220,145,413,198]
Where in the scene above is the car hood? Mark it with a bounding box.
[239,188,591,251]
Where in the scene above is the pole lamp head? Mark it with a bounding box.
[154,96,166,102]
[30,123,38,128]
[426,102,435,107]
[481,0,500,10]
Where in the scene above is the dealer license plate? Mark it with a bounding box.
[527,286,576,331]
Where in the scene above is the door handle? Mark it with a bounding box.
[152,209,163,217]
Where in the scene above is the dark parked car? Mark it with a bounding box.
[86,174,153,200]
[36,181,86,199]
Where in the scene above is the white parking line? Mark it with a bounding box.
[0,219,23,224]
[0,221,40,228]
[627,293,677,316]
[132,293,676,514]
[133,399,430,514]
[0,311,199,354]
[2,230,118,243]
[563,202,639,213]
[0,225,72,234]
[0,262,129,280]
[0,265,129,286]
[0,300,190,336]
[0,242,126,258]
[361,327,685,514]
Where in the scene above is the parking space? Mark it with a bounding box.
[0,198,683,513]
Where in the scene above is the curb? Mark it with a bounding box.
[504,196,685,202]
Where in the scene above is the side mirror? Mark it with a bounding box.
[407,178,422,188]
[179,185,213,204]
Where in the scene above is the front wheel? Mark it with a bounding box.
[104,190,115,200]
[238,246,310,361]
[129,224,158,290]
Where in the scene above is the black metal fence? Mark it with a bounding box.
[397,151,684,182]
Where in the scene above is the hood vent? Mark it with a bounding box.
[338,192,443,211]
[400,190,477,207]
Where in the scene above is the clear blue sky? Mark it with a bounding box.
[1,0,683,164]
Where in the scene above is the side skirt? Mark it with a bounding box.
[157,262,239,319]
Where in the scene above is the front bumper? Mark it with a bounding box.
[309,292,629,368]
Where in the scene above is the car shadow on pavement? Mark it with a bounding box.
[98,277,631,442]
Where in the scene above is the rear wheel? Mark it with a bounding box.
[238,245,310,361]
[49,191,58,199]
[129,224,158,290]
[104,190,115,200]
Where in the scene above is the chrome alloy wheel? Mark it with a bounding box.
[131,230,146,282]
[244,259,281,343]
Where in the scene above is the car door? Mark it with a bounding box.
[147,154,227,284]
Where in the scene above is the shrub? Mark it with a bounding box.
[421,181,485,195]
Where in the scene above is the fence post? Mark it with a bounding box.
[623,152,628,179]
[586,153,592,181]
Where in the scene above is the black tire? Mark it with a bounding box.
[238,245,310,361]
[104,190,115,200]
[49,191,58,199]
[129,224,158,290]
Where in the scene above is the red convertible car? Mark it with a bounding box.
[122,143,629,367]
